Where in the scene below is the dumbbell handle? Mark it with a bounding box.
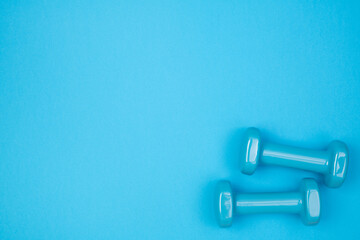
[236,192,302,214]
[261,142,329,174]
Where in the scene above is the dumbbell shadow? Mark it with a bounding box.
[199,179,219,227]
[224,128,247,171]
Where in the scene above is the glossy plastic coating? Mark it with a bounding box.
[235,192,302,214]
[214,178,321,227]
[240,127,349,188]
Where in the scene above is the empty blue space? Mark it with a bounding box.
[0,1,359,239]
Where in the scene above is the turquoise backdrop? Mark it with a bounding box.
[1,1,359,239]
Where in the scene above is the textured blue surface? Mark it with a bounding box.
[0,1,359,239]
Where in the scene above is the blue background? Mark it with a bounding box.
[1,1,359,239]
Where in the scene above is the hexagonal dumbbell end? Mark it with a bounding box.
[324,140,349,188]
[214,180,233,227]
[214,178,321,227]
[239,127,349,188]
[239,127,261,175]
[299,178,321,225]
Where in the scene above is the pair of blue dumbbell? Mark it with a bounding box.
[215,127,349,227]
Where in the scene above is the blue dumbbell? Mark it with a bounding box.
[214,178,320,227]
[240,127,349,188]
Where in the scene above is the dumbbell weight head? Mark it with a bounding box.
[214,180,233,227]
[239,127,261,175]
[299,178,321,225]
[324,140,349,188]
